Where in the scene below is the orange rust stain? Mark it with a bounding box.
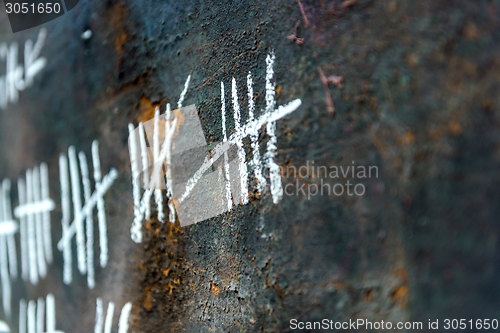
[388,0,397,12]
[115,33,127,54]
[167,283,174,295]
[107,4,129,54]
[462,21,481,41]
[275,85,283,95]
[209,281,220,295]
[392,267,410,307]
[448,119,462,136]
[172,108,186,126]
[137,96,160,123]
[143,288,153,311]
[109,4,126,30]
[163,268,171,277]
[391,285,409,307]
[274,283,285,300]
[406,53,419,67]
[400,131,416,145]
[364,289,373,302]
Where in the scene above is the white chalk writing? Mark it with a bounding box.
[19,294,64,333]
[94,299,132,333]
[14,163,55,286]
[0,29,47,109]
[0,180,17,318]
[57,141,117,288]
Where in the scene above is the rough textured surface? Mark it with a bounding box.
[0,0,499,332]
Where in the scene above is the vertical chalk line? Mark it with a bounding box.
[0,232,10,317]
[68,146,86,275]
[2,179,17,278]
[104,302,114,333]
[138,123,152,220]
[27,300,35,333]
[128,124,142,243]
[26,170,38,285]
[118,302,132,333]
[247,72,266,193]
[59,154,72,284]
[221,82,233,210]
[79,152,95,289]
[19,299,26,333]
[153,107,165,222]
[18,179,28,281]
[32,167,47,279]
[95,298,103,333]
[40,163,53,264]
[264,51,284,204]
[232,78,249,204]
[92,141,108,267]
[164,103,177,223]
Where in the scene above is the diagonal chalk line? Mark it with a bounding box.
[178,98,302,204]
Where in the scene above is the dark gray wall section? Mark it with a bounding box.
[0,0,499,332]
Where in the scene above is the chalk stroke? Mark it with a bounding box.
[247,72,266,194]
[263,52,283,204]
[178,51,301,207]
[14,163,55,286]
[128,76,190,243]
[232,78,249,204]
[57,141,118,288]
[127,53,301,229]
[19,294,64,333]
[221,82,233,210]
[0,320,8,333]
[94,299,132,333]
[0,29,47,110]
[0,180,17,318]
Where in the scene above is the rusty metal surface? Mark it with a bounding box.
[0,0,499,332]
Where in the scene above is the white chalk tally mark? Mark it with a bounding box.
[94,299,132,333]
[221,82,233,210]
[128,53,301,229]
[232,78,249,205]
[128,75,190,243]
[247,72,267,194]
[0,320,8,332]
[57,141,118,288]
[19,294,64,333]
[14,163,55,286]
[0,179,17,318]
[263,52,284,204]
[178,51,302,207]
[0,29,47,110]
